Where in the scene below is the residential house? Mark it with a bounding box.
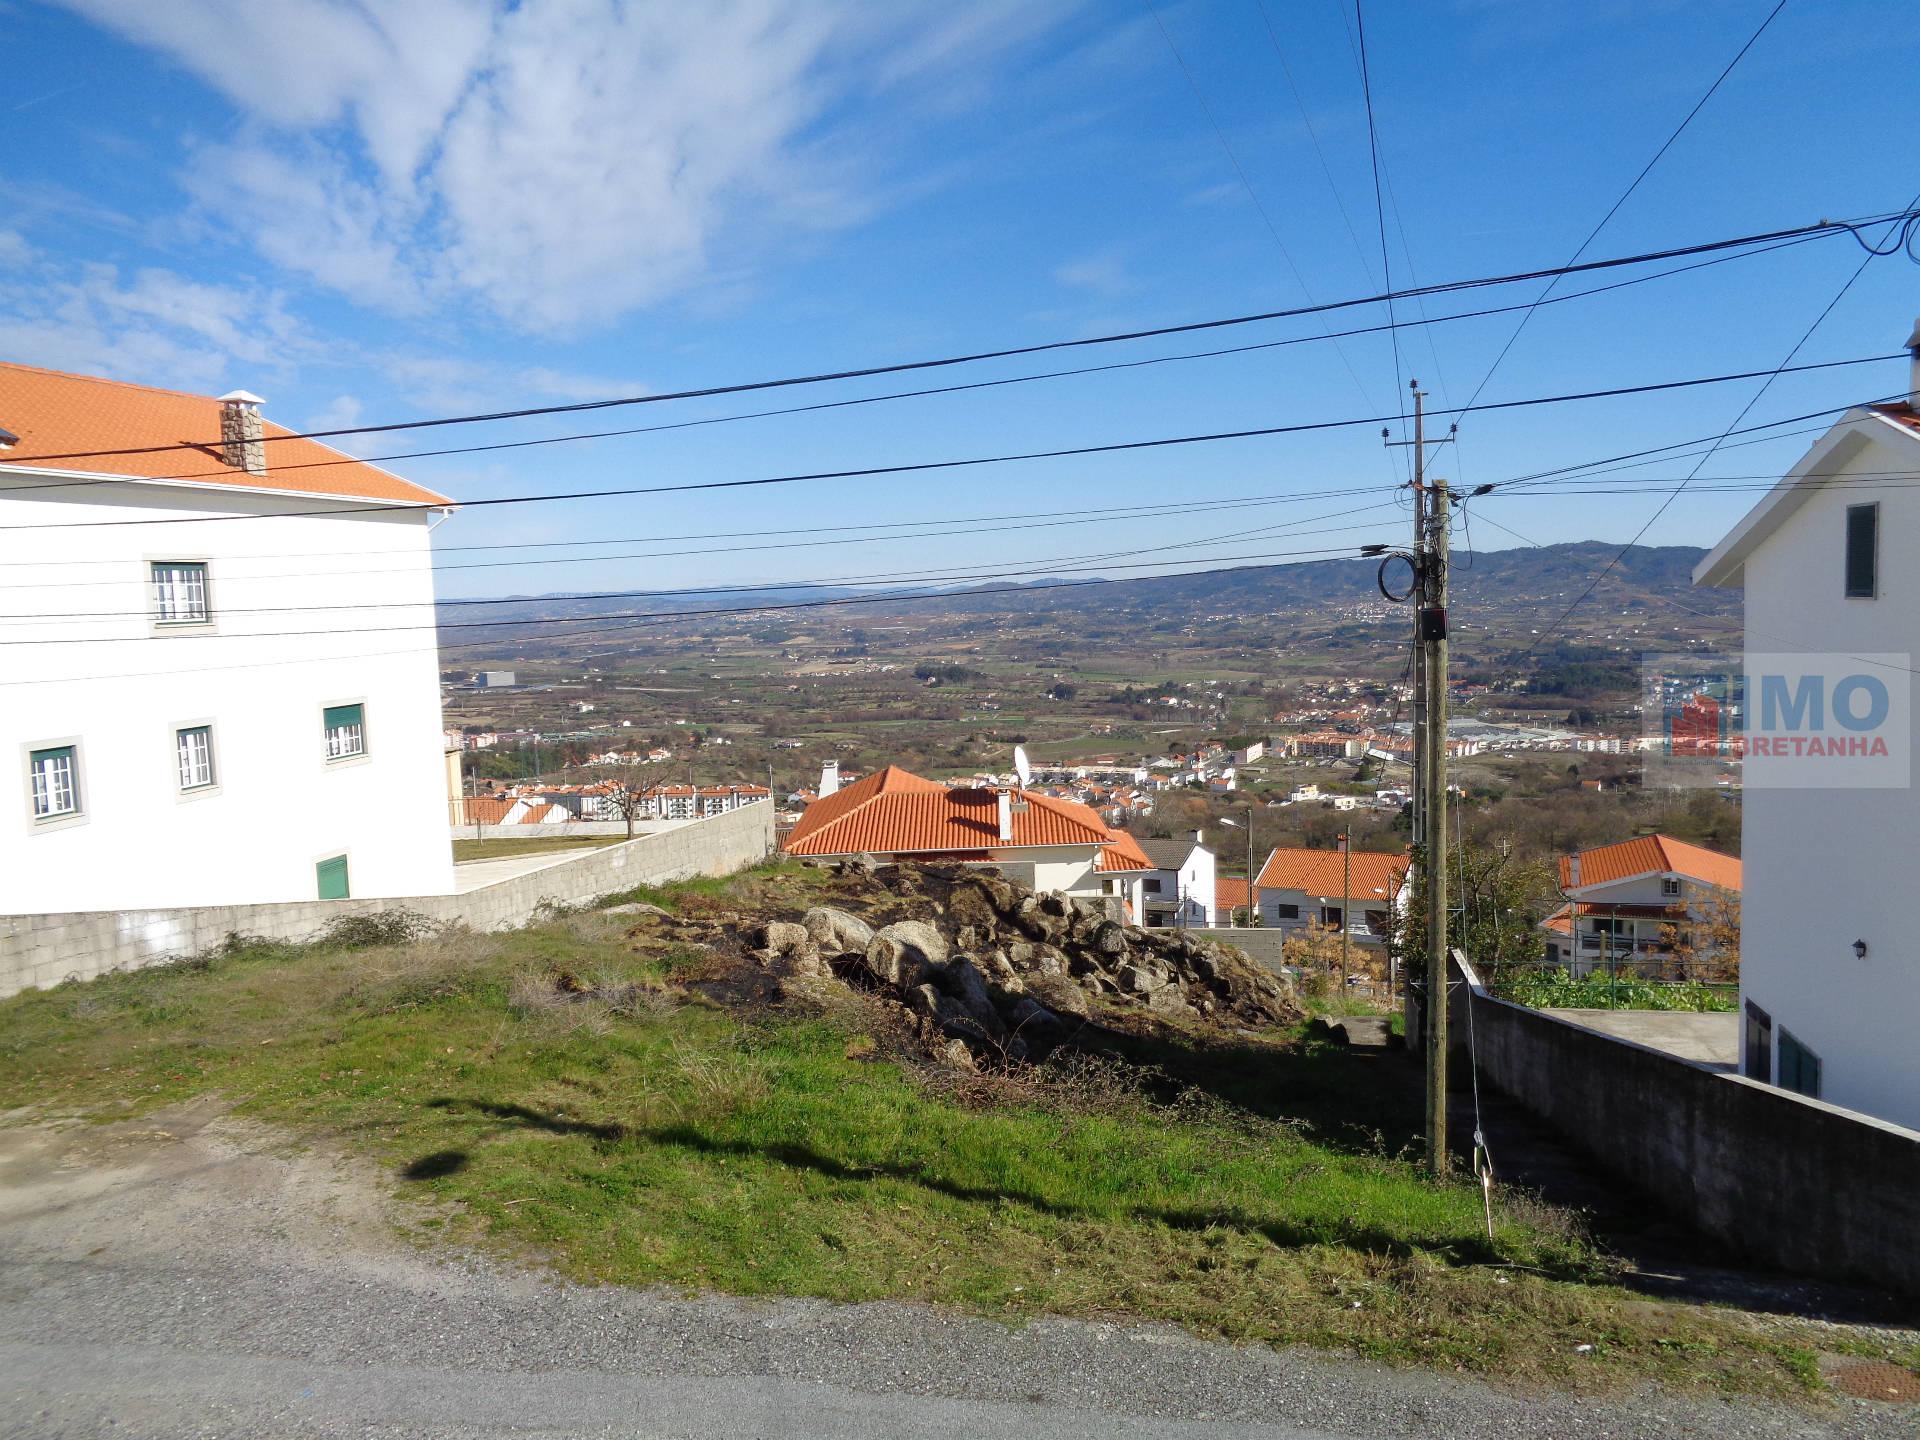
[2,363,455,908]
[1543,835,1741,977]
[1136,833,1216,927]
[1256,845,1411,951]
[781,764,1153,919]
[1215,876,1254,925]
[1692,329,1920,1124]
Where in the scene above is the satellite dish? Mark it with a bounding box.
[1013,745,1033,789]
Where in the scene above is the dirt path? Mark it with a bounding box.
[0,1105,1904,1439]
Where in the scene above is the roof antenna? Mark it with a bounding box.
[1013,744,1033,790]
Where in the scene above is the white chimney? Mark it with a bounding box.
[218,390,267,475]
[996,790,1013,842]
[1908,317,1920,408]
[818,760,839,798]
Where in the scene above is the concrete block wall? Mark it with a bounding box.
[0,802,775,1000]
[1185,927,1290,973]
[1448,953,1920,1299]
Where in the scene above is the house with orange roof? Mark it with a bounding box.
[782,764,1154,919]
[1692,323,1920,1124]
[2,363,457,909]
[1255,844,1411,951]
[1544,835,1741,977]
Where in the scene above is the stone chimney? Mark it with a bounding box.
[218,390,267,475]
[996,791,1014,842]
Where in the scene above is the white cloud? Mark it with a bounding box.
[57,0,1075,333]
[0,256,311,392]
[0,231,32,267]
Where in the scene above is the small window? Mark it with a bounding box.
[151,561,211,624]
[316,854,350,900]
[1778,1029,1822,1099]
[1845,503,1878,599]
[323,703,366,760]
[176,725,215,791]
[29,744,80,820]
[1143,877,1162,894]
[1660,877,1682,898]
[1275,902,1300,920]
[1743,1001,1773,1082]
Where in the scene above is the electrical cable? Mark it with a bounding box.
[1453,0,1791,419]
[6,210,1906,469]
[4,353,1900,533]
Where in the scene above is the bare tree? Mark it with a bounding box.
[601,765,652,840]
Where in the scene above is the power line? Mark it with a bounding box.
[1510,200,1919,663]
[5,210,1905,470]
[6,502,1403,624]
[1352,0,1408,468]
[1454,0,1791,418]
[0,484,1411,587]
[0,541,1384,648]
[4,352,1900,533]
[0,230,1831,504]
[1144,0,1387,418]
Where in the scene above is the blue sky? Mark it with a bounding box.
[3,0,1916,600]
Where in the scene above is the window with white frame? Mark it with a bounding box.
[176,725,215,791]
[323,703,366,760]
[151,561,210,624]
[1660,876,1682,898]
[29,744,80,820]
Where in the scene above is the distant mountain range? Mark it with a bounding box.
[442,543,1739,648]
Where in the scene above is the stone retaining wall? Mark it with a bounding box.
[1,802,775,1000]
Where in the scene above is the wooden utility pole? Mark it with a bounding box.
[1339,826,1352,992]
[1409,471,1426,849]
[1419,384,1452,1177]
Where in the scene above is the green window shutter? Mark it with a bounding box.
[316,855,350,900]
[323,704,364,730]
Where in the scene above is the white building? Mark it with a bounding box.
[2,364,457,910]
[781,765,1153,920]
[1541,835,1741,978]
[1136,834,1216,927]
[1694,336,1920,1127]
[1255,845,1411,951]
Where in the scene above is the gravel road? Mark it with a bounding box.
[0,1101,1902,1439]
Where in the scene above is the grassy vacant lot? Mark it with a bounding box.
[451,834,628,862]
[0,865,1863,1399]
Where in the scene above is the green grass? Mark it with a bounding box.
[0,870,1830,1397]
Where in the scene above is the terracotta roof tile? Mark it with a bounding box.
[1558,835,1741,892]
[784,765,1120,858]
[0,361,452,506]
[1215,876,1253,911]
[1095,829,1154,873]
[1255,846,1410,901]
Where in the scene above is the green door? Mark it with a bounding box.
[316,854,350,900]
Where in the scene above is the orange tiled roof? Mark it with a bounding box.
[785,765,1116,858]
[460,796,514,825]
[0,361,452,506]
[1558,835,1741,892]
[1215,876,1253,912]
[1256,846,1410,901]
[1095,828,1154,873]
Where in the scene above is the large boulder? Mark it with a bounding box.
[802,906,874,956]
[1089,920,1129,956]
[932,956,1005,1038]
[1115,961,1166,995]
[1025,972,1091,1019]
[1005,939,1068,976]
[864,919,950,986]
[755,920,815,957]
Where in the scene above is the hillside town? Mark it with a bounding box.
[0,5,1916,1436]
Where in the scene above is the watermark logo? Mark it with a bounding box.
[1642,652,1910,789]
